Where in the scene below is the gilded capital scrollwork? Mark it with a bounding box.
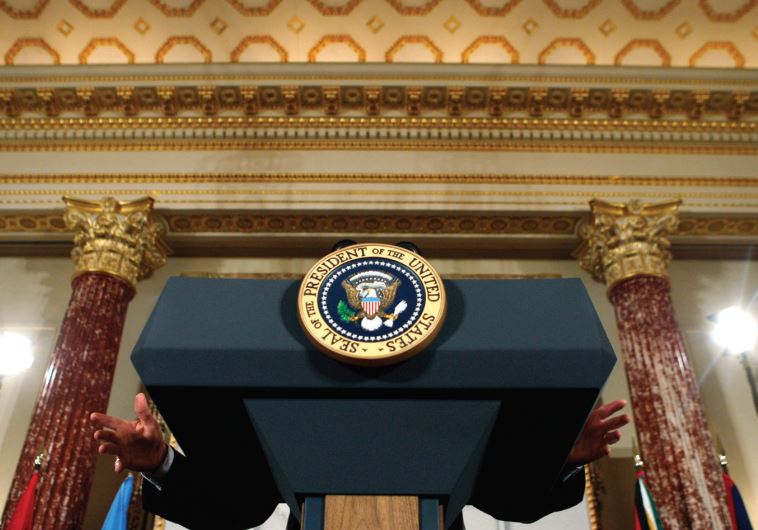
[63,196,169,288]
[576,199,681,290]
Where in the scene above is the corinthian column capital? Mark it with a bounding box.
[63,196,169,289]
[576,199,681,290]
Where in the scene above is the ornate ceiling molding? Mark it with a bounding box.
[4,173,758,187]
[0,64,755,154]
[2,210,757,259]
[2,88,755,121]
[0,64,756,258]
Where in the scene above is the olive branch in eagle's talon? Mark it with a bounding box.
[337,300,356,324]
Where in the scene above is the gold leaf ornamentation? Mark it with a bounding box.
[308,35,366,63]
[615,39,671,67]
[577,199,681,290]
[63,196,169,288]
[385,35,443,63]
[5,38,60,65]
[79,38,135,65]
[69,0,127,18]
[538,37,595,65]
[231,36,288,62]
[155,36,212,63]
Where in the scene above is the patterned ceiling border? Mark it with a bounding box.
[621,0,681,19]
[2,70,755,154]
[3,173,758,187]
[2,64,757,88]
[0,137,753,155]
[3,116,754,133]
[4,73,757,87]
[2,84,756,120]
[3,187,758,201]
[8,199,758,209]
[2,212,758,238]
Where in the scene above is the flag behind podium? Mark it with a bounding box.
[6,469,39,530]
[634,469,663,530]
[723,471,754,530]
[101,474,134,530]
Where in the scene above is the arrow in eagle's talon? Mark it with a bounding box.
[384,300,408,327]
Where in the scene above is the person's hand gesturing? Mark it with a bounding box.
[567,399,630,467]
[90,393,167,473]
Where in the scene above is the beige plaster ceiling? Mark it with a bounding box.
[0,0,757,67]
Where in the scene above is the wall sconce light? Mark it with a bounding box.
[710,306,758,416]
[0,331,34,378]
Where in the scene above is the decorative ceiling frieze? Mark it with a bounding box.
[1,210,757,259]
[1,63,757,258]
[1,64,756,154]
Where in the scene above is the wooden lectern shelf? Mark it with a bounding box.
[302,495,442,530]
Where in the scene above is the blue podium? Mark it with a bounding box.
[132,277,615,529]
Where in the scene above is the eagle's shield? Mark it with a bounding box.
[361,296,381,318]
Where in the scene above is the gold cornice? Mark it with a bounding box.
[163,213,579,235]
[10,199,758,209]
[7,188,758,202]
[63,196,170,288]
[1,139,755,155]
[576,199,682,291]
[3,116,755,133]
[1,84,755,121]
[588,199,682,217]
[3,173,758,187]
[5,211,758,238]
[2,74,757,87]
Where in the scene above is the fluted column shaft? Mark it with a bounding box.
[578,199,731,530]
[611,275,730,529]
[3,273,133,529]
[2,197,167,530]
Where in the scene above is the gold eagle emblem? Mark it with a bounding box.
[341,278,406,331]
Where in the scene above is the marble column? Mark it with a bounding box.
[2,197,168,530]
[577,199,731,530]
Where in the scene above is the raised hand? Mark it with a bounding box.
[90,393,167,473]
[566,399,630,467]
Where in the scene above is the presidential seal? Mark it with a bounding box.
[298,243,446,365]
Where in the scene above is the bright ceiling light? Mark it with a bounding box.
[711,306,758,356]
[0,331,34,375]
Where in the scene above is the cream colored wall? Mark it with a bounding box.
[0,256,755,528]
[5,149,758,215]
[0,258,73,508]
[669,260,758,523]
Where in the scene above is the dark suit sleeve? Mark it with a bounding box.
[142,452,281,530]
[468,466,585,524]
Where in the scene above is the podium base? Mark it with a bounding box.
[302,496,442,530]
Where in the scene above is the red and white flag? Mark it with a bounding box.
[6,469,39,530]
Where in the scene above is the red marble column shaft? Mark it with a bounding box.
[610,275,731,530]
[2,273,134,530]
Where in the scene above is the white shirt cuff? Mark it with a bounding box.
[561,464,584,482]
[141,445,174,491]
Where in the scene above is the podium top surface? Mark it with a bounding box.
[133,276,615,393]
